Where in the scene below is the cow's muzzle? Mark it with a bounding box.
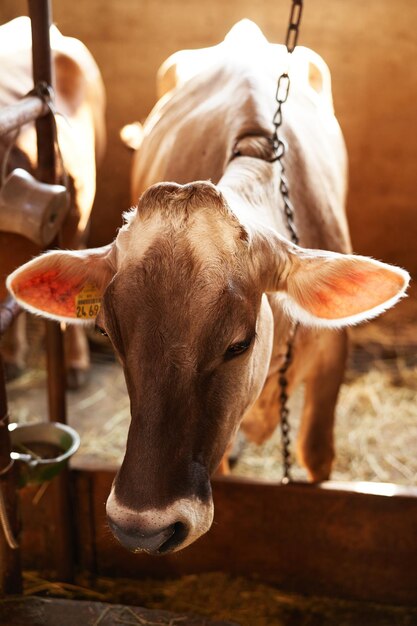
[106,487,214,555]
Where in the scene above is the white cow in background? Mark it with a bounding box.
[0,16,105,388]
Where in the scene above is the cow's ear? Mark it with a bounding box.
[6,245,116,324]
[120,122,144,151]
[259,237,410,328]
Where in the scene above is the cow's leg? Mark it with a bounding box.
[1,313,27,380]
[296,329,348,482]
[214,431,247,476]
[215,454,230,476]
[65,323,90,390]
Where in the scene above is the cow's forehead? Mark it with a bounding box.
[116,208,242,270]
[103,230,259,358]
[115,181,247,267]
[109,233,255,318]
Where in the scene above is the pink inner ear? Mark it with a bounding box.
[12,269,84,318]
[301,266,405,320]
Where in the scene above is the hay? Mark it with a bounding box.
[233,360,417,485]
[22,571,417,626]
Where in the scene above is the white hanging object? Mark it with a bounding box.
[0,168,68,247]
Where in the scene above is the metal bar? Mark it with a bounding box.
[45,323,67,424]
[0,355,22,594]
[0,296,22,340]
[0,97,48,137]
[28,0,74,583]
[29,0,67,426]
[29,0,56,185]
[28,0,67,422]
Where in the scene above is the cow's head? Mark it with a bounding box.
[7,181,409,554]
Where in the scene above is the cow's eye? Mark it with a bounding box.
[225,338,252,359]
[95,324,108,337]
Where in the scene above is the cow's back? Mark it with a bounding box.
[131,20,350,254]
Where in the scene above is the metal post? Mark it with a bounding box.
[28,0,74,582]
[0,355,22,595]
[29,0,56,186]
[0,297,21,338]
[29,0,67,427]
[0,297,24,597]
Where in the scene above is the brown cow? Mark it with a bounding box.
[0,16,105,387]
[7,21,409,554]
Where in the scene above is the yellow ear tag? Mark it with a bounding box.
[75,284,101,319]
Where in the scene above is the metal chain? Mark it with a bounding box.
[272,0,303,483]
[28,81,70,191]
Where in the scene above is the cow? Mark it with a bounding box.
[0,16,105,388]
[7,20,409,555]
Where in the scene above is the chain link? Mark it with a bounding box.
[272,0,303,483]
[27,81,70,192]
[285,0,304,53]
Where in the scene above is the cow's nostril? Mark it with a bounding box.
[108,520,176,554]
[157,521,188,554]
[107,519,190,555]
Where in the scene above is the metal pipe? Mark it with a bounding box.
[29,0,56,185]
[0,296,21,340]
[28,0,68,424]
[28,0,74,582]
[28,0,67,425]
[45,322,67,425]
[0,97,48,137]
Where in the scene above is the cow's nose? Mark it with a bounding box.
[107,519,188,555]
[106,472,214,554]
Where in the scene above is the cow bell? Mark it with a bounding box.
[0,168,69,247]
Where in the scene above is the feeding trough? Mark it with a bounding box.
[9,422,80,487]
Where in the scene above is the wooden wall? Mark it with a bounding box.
[19,467,417,605]
[1,1,417,276]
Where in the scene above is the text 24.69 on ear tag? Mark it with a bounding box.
[75,284,101,319]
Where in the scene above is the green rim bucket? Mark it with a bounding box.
[9,421,80,487]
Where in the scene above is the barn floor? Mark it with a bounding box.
[5,289,417,485]
[8,570,416,626]
[0,595,237,626]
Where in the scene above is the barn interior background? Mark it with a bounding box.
[1,0,416,484]
[0,0,416,624]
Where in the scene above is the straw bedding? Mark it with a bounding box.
[20,571,417,626]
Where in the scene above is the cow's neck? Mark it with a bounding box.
[219,155,295,375]
[218,156,286,237]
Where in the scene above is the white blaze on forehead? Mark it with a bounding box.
[115,205,241,268]
[106,487,214,552]
[186,207,242,261]
[115,209,166,266]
